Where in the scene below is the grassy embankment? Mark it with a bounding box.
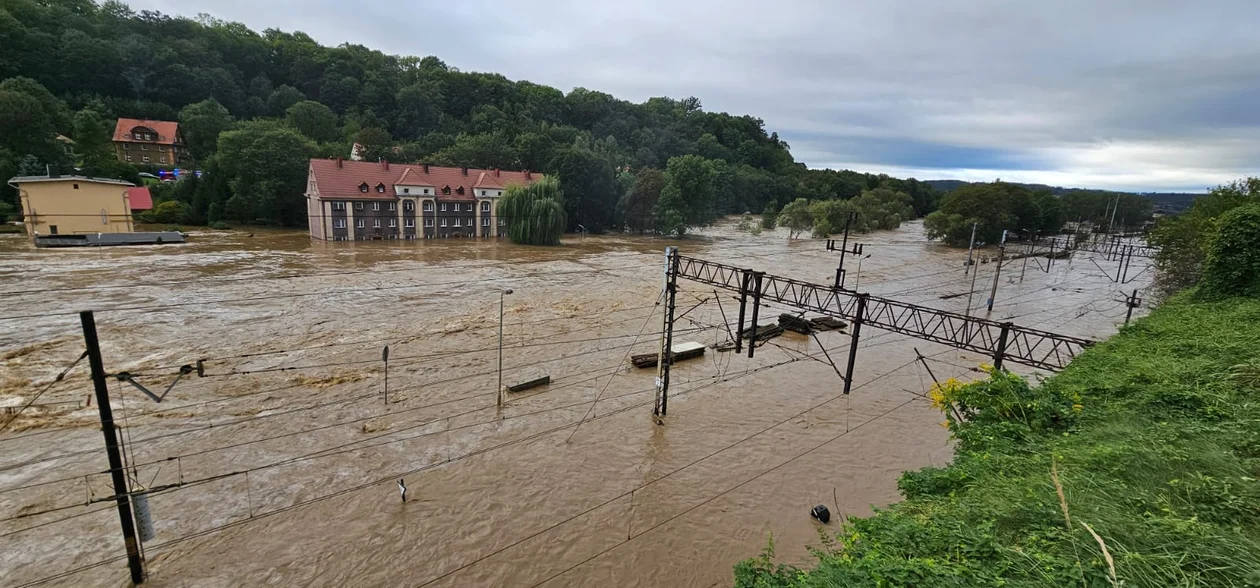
[737,293,1260,587]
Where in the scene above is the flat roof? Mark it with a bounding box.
[8,175,135,187]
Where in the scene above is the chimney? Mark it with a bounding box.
[461,166,468,176]
[336,157,343,168]
[422,163,429,174]
[493,168,500,177]
[382,160,389,171]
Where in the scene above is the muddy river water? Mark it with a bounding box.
[0,220,1151,587]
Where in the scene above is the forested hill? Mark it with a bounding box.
[0,0,940,231]
[924,180,1201,213]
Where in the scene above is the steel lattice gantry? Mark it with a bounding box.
[676,255,1094,372]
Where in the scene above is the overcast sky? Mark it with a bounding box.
[130,0,1260,192]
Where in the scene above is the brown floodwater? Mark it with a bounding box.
[0,220,1152,587]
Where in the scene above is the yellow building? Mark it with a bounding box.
[8,175,136,239]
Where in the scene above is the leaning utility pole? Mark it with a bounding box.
[654,247,679,417]
[827,212,862,289]
[1124,289,1142,325]
[80,310,145,585]
[842,294,868,395]
[964,247,982,317]
[986,230,1008,312]
[964,222,978,276]
[1019,243,1031,282]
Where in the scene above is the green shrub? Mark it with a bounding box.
[734,295,1260,588]
[150,200,191,224]
[1201,204,1260,297]
[209,221,231,230]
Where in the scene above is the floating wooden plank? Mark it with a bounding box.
[778,313,813,334]
[809,316,848,331]
[507,375,550,392]
[631,341,707,368]
[739,323,784,342]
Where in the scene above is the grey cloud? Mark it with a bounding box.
[129,0,1260,191]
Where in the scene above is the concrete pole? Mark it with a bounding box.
[986,230,1008,312]
[964,222,978,275]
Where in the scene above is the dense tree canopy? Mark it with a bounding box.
[924,182,1064,246]
[1149,178,1260,295]
[0,0,946,230]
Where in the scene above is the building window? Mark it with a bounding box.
[142,156,150,163]
[372,202,380,211]
[456,186,465,195]
[481,202,490,213]
[403,188,410,194]
[141,144,148,151]
[159,145,167,152]
[440,218,447,227]
[355,202,364,210]
[423,202,433,212]
[159,156,167,163]
[332,201,345,211]
[123,143,130,150]
[73,184,80,190]
[404,219,414,228]
[373,219,381,228]
[440,203,447,212]
[482,217,490,227]
[376,183,385,193]
[388,202,396,211]
[442,186,450,195]
[404,201,414,212]
[424,218,433,227]
[389,218,396,228]
[423,188,430,194]
[499,218,506,226]
[481,190,486,196]
[359,183,369,193]
[126,155,133,162]
[334,219,346,229]
[454,219,461,227]
[356,219,364,229]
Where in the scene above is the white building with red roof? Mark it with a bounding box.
[304,158,541,240]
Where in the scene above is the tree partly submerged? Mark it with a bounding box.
[499,176,566,246]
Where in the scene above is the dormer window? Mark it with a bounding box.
[375,183,386,193]
[442,185,451,195]
[455,186,465,195]
[359,182,369,193]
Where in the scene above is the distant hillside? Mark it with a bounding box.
[924,180,1201,212]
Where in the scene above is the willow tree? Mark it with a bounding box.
[499,175,566,245]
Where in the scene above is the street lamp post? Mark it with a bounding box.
[854,254,872,290]
[498,288,513,408]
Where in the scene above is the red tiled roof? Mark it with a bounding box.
[308,159,540,201]
[113,118,181,145]
[126,187,153,210]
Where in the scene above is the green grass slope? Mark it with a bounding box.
[736,294,1260,587]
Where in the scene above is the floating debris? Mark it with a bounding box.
[810,504,831,523]
[508,375,551,392]
[740,323,784,342]
[631,342,706,368]
[778,314,813,334]
[809,316,848,331]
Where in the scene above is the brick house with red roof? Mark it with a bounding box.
[113,119,189,167]
[304,158,540,240]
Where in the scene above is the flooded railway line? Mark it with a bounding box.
[0,220,1152,587]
